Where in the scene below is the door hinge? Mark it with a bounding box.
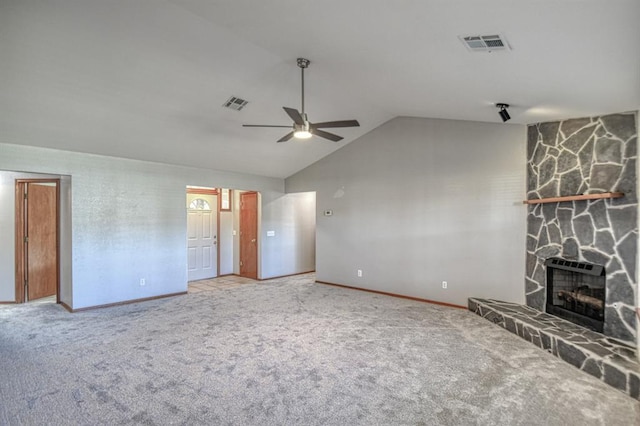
[240,261,243,267]
[24,236,28,243]
[24,192,28,200]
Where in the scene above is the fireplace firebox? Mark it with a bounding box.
[545,258,605,332]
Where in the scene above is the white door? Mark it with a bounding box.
[187,196,217,281]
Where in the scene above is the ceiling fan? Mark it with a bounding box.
[243,58,360,142]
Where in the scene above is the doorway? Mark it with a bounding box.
[15,180,60,303]
[186,188,218,281]
[239,191,258,279]
[185,187,261,283]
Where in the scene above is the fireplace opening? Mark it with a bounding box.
[545,258,605,332]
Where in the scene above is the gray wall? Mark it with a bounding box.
[59,175,72,305]
[0,142,312,308]
[261,191,316,278]
[219,208,234,276]
[286,116,527,306]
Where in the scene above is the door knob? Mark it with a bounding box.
[251,238,256,243]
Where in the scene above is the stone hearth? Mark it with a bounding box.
[469,298,640,400]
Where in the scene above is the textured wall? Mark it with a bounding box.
[58,175,72,305]
[286,117,527,306]
[219,210,234,275]
[525,112,638,344]
[261,192,316,278]
[0,142,307,309]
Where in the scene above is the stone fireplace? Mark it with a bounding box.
[525,112,638,345]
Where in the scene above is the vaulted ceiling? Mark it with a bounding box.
[1,1,638,178]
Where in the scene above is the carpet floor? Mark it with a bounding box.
[1,273,638,425]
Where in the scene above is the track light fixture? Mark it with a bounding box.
[496,103,511,122]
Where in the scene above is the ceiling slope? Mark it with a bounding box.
[1,1,638,178]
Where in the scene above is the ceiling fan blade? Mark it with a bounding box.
[312,120,360,129]
[243,124,293,128]
[283,107,304,125]
[277,131,295,143]
[313,129,343,142]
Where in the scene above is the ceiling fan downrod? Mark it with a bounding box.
[297,58,310,117]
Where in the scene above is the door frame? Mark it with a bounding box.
[15,179,60,303]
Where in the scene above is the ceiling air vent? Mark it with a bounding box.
[222,96,249,111]
[460,34,510,52]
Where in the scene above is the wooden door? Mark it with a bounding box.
[16,181,59,302]
[239,191,258,279]
[187,196,218,281]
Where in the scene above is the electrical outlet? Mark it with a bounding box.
[442,281,447,289]
[357,269,363,277]
[140,278,146,286]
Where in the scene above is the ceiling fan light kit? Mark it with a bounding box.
[243,58,360,143]
[293,123,312,139]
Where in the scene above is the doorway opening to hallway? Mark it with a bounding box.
[186,187,260,283]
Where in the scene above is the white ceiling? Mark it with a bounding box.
[1,1,638,178]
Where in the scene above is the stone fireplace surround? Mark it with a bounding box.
[525,112,638,344]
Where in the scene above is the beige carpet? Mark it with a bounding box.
[1,273,638,425]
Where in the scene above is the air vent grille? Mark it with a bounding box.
[223,96,249,111]
[460,34,510,52]
[545,258,604,276]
